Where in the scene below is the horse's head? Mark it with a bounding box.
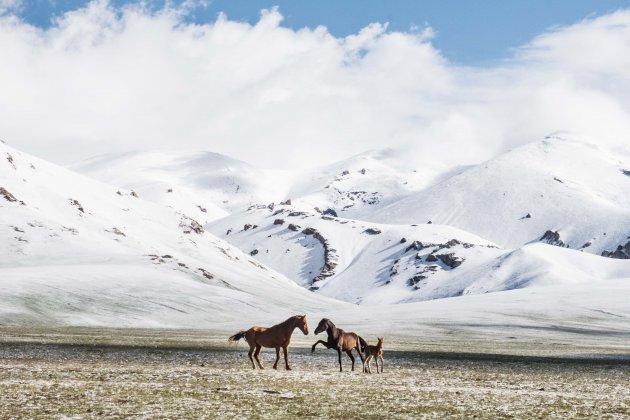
[296,314,309,335]
[378,337,384,346]
[314,318,331,335]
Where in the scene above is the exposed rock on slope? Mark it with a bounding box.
[539,230,567,247]
[601,241,630,259]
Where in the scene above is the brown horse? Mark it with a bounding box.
[311,318,367,372]
[228,315,309,370]
[363,337,384,373]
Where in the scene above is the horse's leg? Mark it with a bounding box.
[379,355,384,373]
[364,355,371,373]
[254,344,264,369]
[282,345,291,370]
[346,350,355,371]
[273,347,280,370]
[311,340,330,353]
[337,348,343,372]
[248,344,256,370]
[356,343,365,363]
[362,354,369,373]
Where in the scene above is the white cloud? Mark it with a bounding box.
[0,0,21,16]
[0,2,629,168]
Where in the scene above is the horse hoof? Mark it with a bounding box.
[273,366,278,370]
[286,367,292,371]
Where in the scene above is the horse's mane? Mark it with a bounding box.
[276,315,301,328]
[318,318,336,333]
[325,318,336,328]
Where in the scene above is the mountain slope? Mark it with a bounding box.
[69,150,291,223]
[208,205,630,305]
[1,142,342,327]
[71,148,462,223]
[373,135,630,255]
[284,149,457,219]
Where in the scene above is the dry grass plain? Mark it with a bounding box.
[0,327,628,419]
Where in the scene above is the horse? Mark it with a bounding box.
[228,315,309,370]
[363,337,384,373]
[311,318,367,372]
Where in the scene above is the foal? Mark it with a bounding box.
[228,315,309,370]
[363,337,384,373]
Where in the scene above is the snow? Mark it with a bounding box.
[208,205,630,305]
[3,135,630,342]
[373,135,630,254]
[328,277,630,349]
[1,142,344,328]
[70,150,291,223]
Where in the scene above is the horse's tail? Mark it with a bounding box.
[228,330,247,342]
[359,336,368,353]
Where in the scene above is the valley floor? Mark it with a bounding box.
[0,328,628,419]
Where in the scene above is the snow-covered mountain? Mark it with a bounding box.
[3,131,630,331]
[70,150,291,223]
[208,206,501,304]
[74,136,630,260]
[373,135,630,255]
[72,148,462,221]
[0,142,342,327]
[208,205,630,304]
[283,149,458,219]
[67,134,630,307]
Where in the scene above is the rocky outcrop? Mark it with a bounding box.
[6,153,16,169]
[602,241,630,259]
[363,228,382,235]
[407,274,427,287]
[322,208,338,217]
[404,241,431,253]
[404,238,476,253]
[1,187,18,202]
[180,216,204,234]
[540,230,567,247]
[197,268,214,280]
[68,198,85,214]
[107,227,126,237]
[425,254,438,262]
[435,253,464,269]
[273,219,285,225]
[302,227,338,283]
[288,223,301,232]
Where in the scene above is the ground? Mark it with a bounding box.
[0,328,628,418]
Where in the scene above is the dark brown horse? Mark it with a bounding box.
[229,315,309,370]
[311,318,367,372]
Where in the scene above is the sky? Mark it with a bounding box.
[12,0,630,65]
[1,1,630,168]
